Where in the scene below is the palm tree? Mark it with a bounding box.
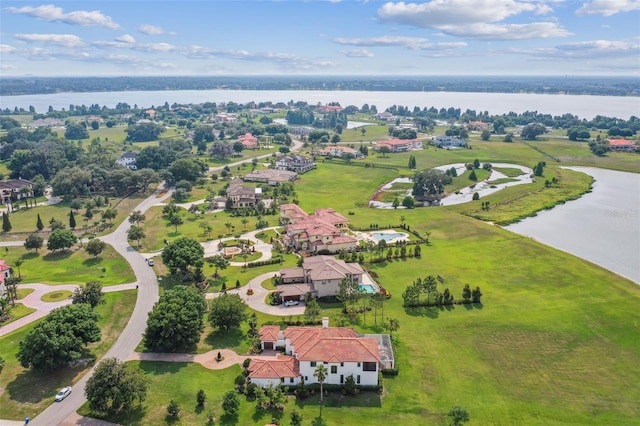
[241,216,249,231]
[14,259,23,278]
[224,221,233,235]
[313,364,328,405]
[20,186,31,209]
[385,317,400,338]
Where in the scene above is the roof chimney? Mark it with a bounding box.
[322,317,329,328]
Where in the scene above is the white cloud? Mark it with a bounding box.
[14,33,84,48]
[508,39,640,60]
[135,43,176,52]
[0,64,15,70]
[115,34,136,44]
[0,44,16,53]
[5,4,120,29]
[333,35,466,49]
[377,0,568,39]
[138,24,170,35]
[340,49,375,57]
[576,0,640,16]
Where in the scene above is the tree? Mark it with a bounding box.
[85,358,149,414]
[412,169,452,202]
[392,196,400,209]
[69,210,77,229]
[162,237,204,276]
[314,364,328,404]
[503,132,514,142]
[169,214,184,232]
[472,192,480,201]
[125,122,164,142]
[304,298,321,323]
[222,390,240,415]
[448,406,470,425]
[47,229,77,251]
[65,123,89,140]
[209,293,248,332]
[36,213,44,231]
[199,222,213,239]
[462,284,472,302]
[167,399,180,418]
[567,126,591,141]
[2,212,11,232]
[209,142,234,160]
[24,233,43,252]
[129,210,146,226]
[290,409,303,426]
[206,255,229,277]
[14,258,23,278]
[72,280,105,308]
[378,145,391,157]
[128,225,145,247]
[337,277,359,307]
[86,238,106,257]
[18,304,101,370]
[520,123,546,140]
[342,374,359,396]
[472,286,483,303]
[481,129,491,141]
[102,207,118,225]
[144,286,206,352]
[384,317,400,337]
[197,389,206,406]
[402,196,415,209]
[0,357,5,375]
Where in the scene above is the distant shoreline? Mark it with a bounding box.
[2,75,639,97]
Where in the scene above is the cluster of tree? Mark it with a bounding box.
[567,126,591,141]
[412,169,453,202]
[388,127,418,140]
[144,285,207,352]
[124,122,165,142]
[533,161,546,177]
[444,126,469,140]
[161,237,204,278]
[588,137,611,156]
[402,276,483,307]
[18,303,101,370]
[208,292,248,332]
[520,123,548,140]
[286,109,315,125]
[314,111,348,129]
[85,358,149,415]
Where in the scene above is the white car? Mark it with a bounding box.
[284,300,299,307]
[147,259,155,266]
[55,387,72,402]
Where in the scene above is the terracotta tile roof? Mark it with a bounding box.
[332,235,358,244]
[280,267,305,280]
[313,208,348,225]
[259,325,281,341]
[248,355,299,379]
[284,326,359,351]
[608,139,635,146]
[378,138,420,146]
[303,256,364,281]
[297,337,381,363]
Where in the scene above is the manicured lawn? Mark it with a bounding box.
[0,245,135,286]
[0,303,36,326]
[40,290,72,302]
[0,290,137,420]
[16,288,35,299]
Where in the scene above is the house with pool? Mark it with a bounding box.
[274,255,379,301]
[250,317,394,388]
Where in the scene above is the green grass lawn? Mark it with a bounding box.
[0,303,36,326]
[0,245,135,286]
[40,290,72,302]
[16,288,35,299]
[0,290,137,420]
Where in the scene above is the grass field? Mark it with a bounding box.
[0,290,137,419]
[0,303,36,326]
[40,290,72,302]
[0,244,135,286]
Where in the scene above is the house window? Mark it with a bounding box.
[357,362,361,367]
[357,375,361,384]
[305,376,308,381]
[290,378,294,383]
[363,362,377,372]
[340,375,344,384]
[331,366,337,374]
[280,378,285,383]
[340,362,344,367]
[310,361,316,367]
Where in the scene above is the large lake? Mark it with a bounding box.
[506,167,640,284]
[2,89,639,120]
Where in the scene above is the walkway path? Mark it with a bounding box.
[0,283,137,337]
[205,272,306,316]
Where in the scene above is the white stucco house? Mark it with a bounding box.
[251,318,390,388]
[117,152,138,170]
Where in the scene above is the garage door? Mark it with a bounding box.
[264,342,274,350]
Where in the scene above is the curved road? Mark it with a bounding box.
[30,189,173,426]
[27,142,306,425]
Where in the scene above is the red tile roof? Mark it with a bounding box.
[259,325,281,342]
[297,337,381,363]
[608,139,635,146]
[248,355,299,379]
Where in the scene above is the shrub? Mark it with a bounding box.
[197,389,206,406]
[167,399,180,418]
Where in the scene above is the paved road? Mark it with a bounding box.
[29,189,173,426]
[0,283,137,337]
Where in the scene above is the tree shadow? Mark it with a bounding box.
[42,250,72,261]
[473,302,484,310]
[404,306,440,319]
[82,257,102,266]
[84,404,147,426]
[205,328,245,350]
[5,364,85,405]
[21,252,39,260]
[194,404,205,415]
[219,412,239,425]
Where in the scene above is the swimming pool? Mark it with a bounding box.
[359,284,377,294]
[370,232,407,242]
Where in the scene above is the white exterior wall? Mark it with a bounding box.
[312,279,341,298]
[251,377,300,388]
[299,361,378,386]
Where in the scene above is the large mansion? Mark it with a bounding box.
[280,204,357,254]
[249,318,393,388]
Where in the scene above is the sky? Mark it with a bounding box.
[0,0,639,77]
